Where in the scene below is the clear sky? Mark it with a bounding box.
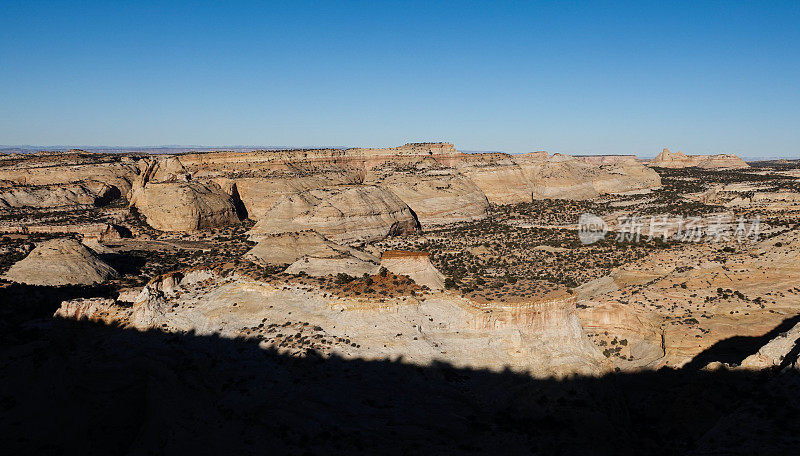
[1,1,798,158]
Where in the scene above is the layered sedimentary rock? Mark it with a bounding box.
[284,256,379,277]
[377,173,489,226]
[454,154,533,204]
[576,228,800,369]
[0,154,140,199]
[137,156,190,184]
[515,153,662,199]
[215,172,360,221]
[129,181,240,231]
[0,181,119,208]
[650,148,749,169]
[3,238,117,286]
[243,231,378,266]
[739,321,800,370]
[379,251,445,290]
[54,297,125,324]
[0,144,665,234]
[248,185,419,244]
[103,265,609,377]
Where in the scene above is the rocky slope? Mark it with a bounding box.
[376,172,489,227]
[3,238,117,286]
[56,264,610,377]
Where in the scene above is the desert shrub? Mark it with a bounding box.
[335,273,356,284]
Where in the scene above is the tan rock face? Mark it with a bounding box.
[2,238,117,286]
[0,181,119,208]
[54,297,127,324]
[515,153,661,199]
[248,185,419,245]
[284,256,378,277]
[244,231,378,266]
[138,156,190,184]
[0,158,140,198]
[739,321,800,370]
[106,267,609,377]
[129,181,240,231]
[379,251,445,290]
[215,172,359,221]
[650,148,749,169]
[378,173,489,227]
[455,154,533,204]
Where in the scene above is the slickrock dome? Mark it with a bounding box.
[248,185,419,245]
[379,250,445,290]
[378,173,489,227]
[651,148,749,169]
[129,181,240,231]
[2,238,117,286]
[284,255,379,277]
[244,231,378,266]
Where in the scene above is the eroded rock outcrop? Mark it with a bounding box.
[739,322,800,370]
[377,173,489,227]
[284,256,378,277]
[129,181,240,231]
[379,251,445,290]
[107,266,609,377]
[455,154,532,204]
[215,172,360,221]
[3,238,117,286]
[650,148,749,169]
[248,185,419,244]
[0,181,120,208]
[515,153,661,199]
[244,231,378,266]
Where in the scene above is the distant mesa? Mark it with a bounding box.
[0,142,665,238]
[650,148,749,169]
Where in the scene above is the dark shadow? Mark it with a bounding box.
[97,253,148,276]
[0,282,115,346]
[93,186,122,207]
[0,308,798,455]
[684,314,800,369]
[778,337,800,371]
[229,182,248,220]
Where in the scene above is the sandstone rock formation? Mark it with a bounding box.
[54,297,125,324]
[739,321,800,370]
[248,185,419,244]
[3,238,117,286]
[284,256,378,277]
[0,154,140,202]
[0,181,119,208]
[107,265,609,377]
[214,172,359,221]
[455,154,533,204]
[377,173,489,227]
[244,231,378,266]
[515,153,661,199]
[137,156,190,184]
[379,250,445,290]
[650,148,749,169]
[129,181,240,231]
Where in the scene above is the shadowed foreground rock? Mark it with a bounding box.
[0,313,798,456]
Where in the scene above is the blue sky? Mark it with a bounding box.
[1,1,798,157]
